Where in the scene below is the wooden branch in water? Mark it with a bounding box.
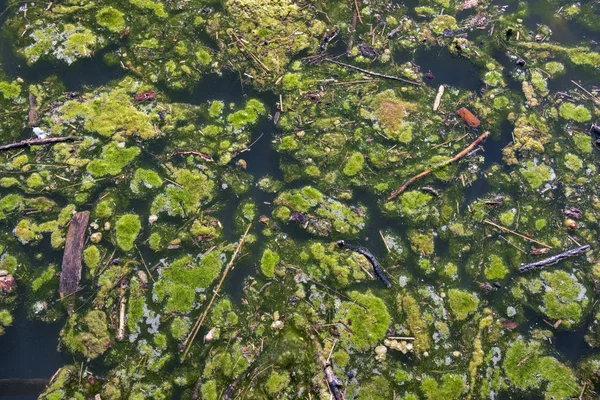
[59,211,90,299]
[519,245,591,273]
[181,223,252,362]
[347,10,358,54]
[387,131,490,201]
[28,92,38,126]
[313,337,345,400]
[483,219,552,249]
[325,59,421,86]
[172,150,214,162]
[116,294,127,341]
[0,136,78,152]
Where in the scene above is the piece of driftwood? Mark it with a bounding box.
[59,211,90,298]
[387,131,490,200]
[338,240,391,288]
[433,85,445,111]
[519,245,591,273]
[28,92,38,126]
[313,338,344,400]
[457,107,481,128]
[325,59,421,86]
[0,136,77,152]
[172,151,214,162]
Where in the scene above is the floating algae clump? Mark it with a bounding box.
[421,374,466,400]
[115,214,141,251]
[447,289,479,320]
[61,310,111,359]
[484,255,508,280]
[343,152,364,177]
[260,248,280,278]
[559,103,592,123]
[336,291,391,351]
[539,270,587,327]
[96,7,126,32]
[265,371,290,395]
[367,90,417,143]
[87,142,141,178]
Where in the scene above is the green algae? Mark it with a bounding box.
[447,289,479,321]
[336,291,391,352]
[115,214,141,251]
[260,249,280,278]
[61,310,111,359]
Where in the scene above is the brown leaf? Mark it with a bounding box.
[502,320,518,331]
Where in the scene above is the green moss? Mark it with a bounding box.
[279,135,298,151]
[0,255,18,274]
[96,7,126,32]
[484,255,508,280]
[447,289,479,321]
[151,168,214,217]
[131,168,162,193]
[282,73,302,90]
[83,245,101,275]
[87,142,141,178]
[333,350,349,368]
[260,249,280,278]
[153,333,167,350]
[484,70,504,87]
[358,376,390,400]
[531,71,549,96]
[343,152,364,177]
[540,270,586,326]
[171,317,190,340]
[61,310,111,359]
[493,96,510,110]
[544,62,565,75]
[115,214,141,251]
[0,194,23,219]
[573,133,592,153]
[421,374,466,400]
[26,173,44,189]
[499,210,515,226]
[31,265,56,291]
[521,162,553,189]
[430,15,458,35]
[559,103,592,123]
[336,291,391,351]
[408,231,435,256]
[265,371,290,395]
[15,219,36,243]
[95,200,113,219]
[0,310,13,332]
[208,101,225,118]
[564,153,583,172]
[227,99,266,130]
[201,380,217,400]
[0,81,21,99]
[130,0,168,18]
[400,295,431,353]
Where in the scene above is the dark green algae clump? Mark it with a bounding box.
[1,0,600,399]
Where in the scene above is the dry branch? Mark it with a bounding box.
[0,136,77,152]
[59,211,90,299]
[325,59,421,86]
[387,131,490,201]
[28,92,38,126]
[519,245,591,273]
[181,223,252,361]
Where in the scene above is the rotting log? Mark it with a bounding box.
[59,211,90,299]
[457,107,481,128]
[519,245,591,273]
[0,136,77,152]
[337,240,391,288]
[387,131,490,201]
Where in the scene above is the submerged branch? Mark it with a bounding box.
[337,240,391,288]
[519,245,591,273]
[387,131,490,201]
[0,136,78,152]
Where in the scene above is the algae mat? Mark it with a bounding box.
[0,0,600,399]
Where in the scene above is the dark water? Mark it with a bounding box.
[0,0,599,399]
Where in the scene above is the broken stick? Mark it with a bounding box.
[325,59,421,86]
[0,136,78,152]
[519,245,591,273]
[28,92,38,126]
[116,294,127,341]
[387,131,490,201]
[59,211,90,299]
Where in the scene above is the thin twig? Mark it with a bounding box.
[483,219,552,249]
[181,223,253,361]
[387,131,490,200]
[325,59,421,86]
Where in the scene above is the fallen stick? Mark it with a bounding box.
[59,211,90,299]
[338,240,391,288]
[28,92,38,126]
[483,219,552,249]
[347,10,358,54]
[116,294,127,341]
[519,245,591,273]
[181,223,252,362]
[313,337,345,400]
[353,0,362,24]
[325,59,421,86]
[433,85,445,111]
[387,131,490,201]
[0,136,77,152]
